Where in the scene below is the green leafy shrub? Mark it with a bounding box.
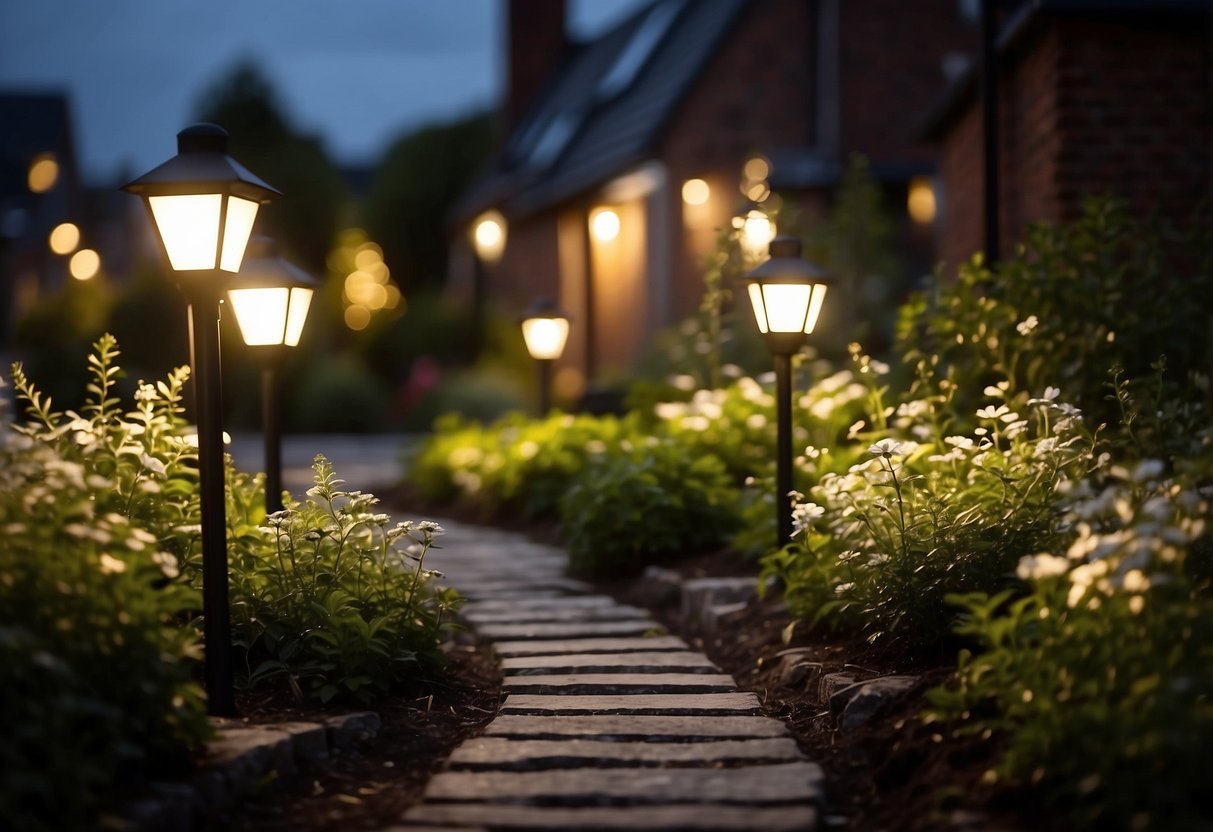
[227,457,459,704]
[560,438,740,577]
[1,338,209,831]
[928,459,1213,829]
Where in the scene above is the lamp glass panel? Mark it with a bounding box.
[522,317,570,360]
[219,196,260,273]
[229,287,289,346]
[803,284,827,334]
[760,283,814,333]
[149,194,222,270]
[283,287,314,347]
[746,283,768,333]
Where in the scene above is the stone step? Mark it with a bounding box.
[483,714,791,741]
[464,605,649,624]
[447,737,804,770]
[500,673,737,696]
[398,802,818,831]
[476,619,661,641]
[464,595,620,612]
[455,577,593,596]
[420,762,825,806]
[502,651,719,676]
[500,692,762,716]
[492,636,689,657]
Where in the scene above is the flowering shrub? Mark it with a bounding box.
[228,457,458,704]
[763,377,1096,651]
[561,437,740,577]
[928,458,1213,828]
[1,337,208,830]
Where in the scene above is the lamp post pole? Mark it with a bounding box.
[773,351,794,547]
[536,358,554,416]
[261,356,284,515]
[188,289,234,715]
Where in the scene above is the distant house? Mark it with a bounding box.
[0,92,84,345]
[452,0,976,397]
[922,0,1213,271]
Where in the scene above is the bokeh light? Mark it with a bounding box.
[28,154,59,193]
[69,248,100,280]
[590,208,621,243]
[49,222,80,255]
[908,176,937,224]
[682,178,710,206]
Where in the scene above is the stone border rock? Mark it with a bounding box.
[120,711,381,832]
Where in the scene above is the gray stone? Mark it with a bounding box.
[700,600,750,635]
[274,720,330,763]
[680,577,757,632]
[422,761,825,805]
[819,672,859,706]
[324,711,381,749]
[838,676,919,731]
[775,650,823,689]
[464,604,648,624]
[447,736,804,770]
[476,619,662,641]
[501,651,719,675]
[400,803,819,831]
[638,565,684,606]
[456,577,594,597]
[500,672,737,695]
[484,714,792,741]
[492,635,689,657]
[206,726,296,782]
[500,692,762,716]
[464,595,619,612]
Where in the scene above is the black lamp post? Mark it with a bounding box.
[227,237,317,515]
[520,298,570,415]
[470,210,506,356]
[739,236,830,548]
[122,124,279,716]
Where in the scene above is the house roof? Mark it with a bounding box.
[919,0,1211,141]
[454,0,749,224]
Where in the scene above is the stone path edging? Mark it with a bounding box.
[393,521,826,831]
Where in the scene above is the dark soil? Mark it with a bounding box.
[213,643,501,831]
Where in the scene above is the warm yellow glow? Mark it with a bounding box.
[69,248,100,281]
[804,284,827,334]
[589,208,621,243]
[48,222,80,255]
[150,194,221,270]
[740,210,775,261]
[344,304,371,331]
[354,246,383,270]
[28,155,59,193]
[229,287,289,345]
[283,288,313,346]
[743,156,770,183]
[521,317,570,360]
[384,284,402,310]
[219,196,260,273]
[747,284,768,334]
[908,177,937,224]
[472,210,507,264]
[761,284,814,333]
[744,181,771,203]
[344,270,378,305]
[681,178,710,206]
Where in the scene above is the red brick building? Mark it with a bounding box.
[452,0,977,396]
[923,0,1213,271]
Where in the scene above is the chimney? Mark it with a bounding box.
[505,0,567,133]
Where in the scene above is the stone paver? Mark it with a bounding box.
[500,650,719,675]
[393,518,824,831]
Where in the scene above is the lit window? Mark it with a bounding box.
[907,177,937,224]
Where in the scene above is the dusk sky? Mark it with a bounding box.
[0,0,651,183]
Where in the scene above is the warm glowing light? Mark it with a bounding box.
[521,317,570,360]
[69,248,100,281]
[147,194,259,272]
[283,288,313,346]
[740,210,775,261]
[472,210,507,264]
[590,208,621,243]
[28,155,59,193]
[354,246,383,270]
[744,181,771,203]
[49,222,80,255]
[748,283,828,335]
[743,156,770,183]
[681,178,710,206]
[908,177,937,224]
[344,304,371,331]
[230,287,289,345]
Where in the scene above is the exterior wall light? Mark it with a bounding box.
[227,237,317,515]
[740,235,831,547]
[122,123,279,717]
[469,209,508,357]
[520,298,571,414]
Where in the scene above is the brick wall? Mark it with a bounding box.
[937,13,1211,272]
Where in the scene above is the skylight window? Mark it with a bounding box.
[595,0,685,101]
[528,111,582,169]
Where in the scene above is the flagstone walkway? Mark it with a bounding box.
[390,521,825,832]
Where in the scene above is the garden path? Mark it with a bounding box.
[388,520,826,832]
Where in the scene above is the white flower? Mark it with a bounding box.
[945,436,976,450]
[417,520,446,537]
[517,440,539,460]
[153,551,179,579]
[867,438,907,458]
[99,553,127,575]
[1016,553,1070,580]
[976,404,1010,420]
[1016,315,1039,335]
[1028,386,1061,406]
[140,454,166,476]
[669,374,697,392]
[791,501,825,536]
[847,420,866,440]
